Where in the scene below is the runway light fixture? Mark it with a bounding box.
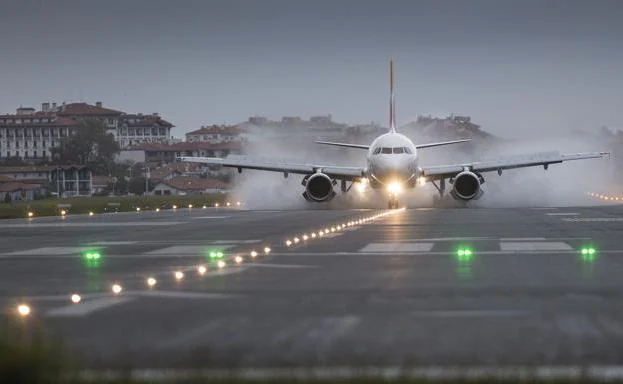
[294,237,300,244]
[580,246,597,262]
[136,207,141,212]
[303,234,309,241]
[111,284,122,295]
[235,255,243,264]
[71,294,82,304]
[236,201,241,207]
[286,239,292,246]
[172,205,177,209]
[217,260,226,269]
[147,277,157,287]
[89,211,94,216]
[155,208,160,212]
[27,211,34,218]
[264,247,271,254]
[202,205,207,209]
[60,210,66,216]
[17,304,31,317]
[311,233,317,238]
[319,231,324,237]
[174,271,184,280]
[197,265,207,275]
[226,202,231,207]
[250,250,258,258]
[215,203,220,207]
[456,247,474,262]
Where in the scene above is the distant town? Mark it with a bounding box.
[0,100,619,202]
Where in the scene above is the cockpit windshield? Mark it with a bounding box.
[373,147,412,155]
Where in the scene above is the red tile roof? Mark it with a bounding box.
[0,182,42,192]
[0,165,89,173]
[57,103,123,116]
[157,177,230,192]
[128,141,244,152]
[187,125,246,135]
[149,163,202,181]
[123,114,174,127]
[0,114,78,126]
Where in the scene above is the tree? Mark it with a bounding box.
[51,119,120,174]
[128,177,154,196]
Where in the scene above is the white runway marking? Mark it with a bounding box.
[546,212,579,216]
[499,237,547,241]
[410,310,530,318]
[45,297,134,317]
[0,221,185,228]
[2,246,102,256]
[499,242,573,251]
[563,218,623,222]
[136,291,241,299]
[87,241,136,245]
[192,216,229,219]
[145,245,234,255]
[359,243,434,253]
[251,263,319,269]
[404,237,494,242]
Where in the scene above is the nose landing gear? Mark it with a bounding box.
[388,195,400,209]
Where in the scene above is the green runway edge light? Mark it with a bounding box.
[456,247,474,262]
[580,246,597,261]
[82,250,103,268]
[207,249,225,259]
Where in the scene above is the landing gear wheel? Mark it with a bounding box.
[388,197,399,209]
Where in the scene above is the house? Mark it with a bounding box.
[152,176,230,196]
[0,182,44,202]
[0,165,92,197]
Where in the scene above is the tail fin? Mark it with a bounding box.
[389,59,396,133]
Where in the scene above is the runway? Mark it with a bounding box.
[2,204,623,372]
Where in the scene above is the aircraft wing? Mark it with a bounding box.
[421,151,609,180]
[315,141,370,150]
[179,156,365,181]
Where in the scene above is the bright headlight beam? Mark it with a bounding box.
[387,182,403,195]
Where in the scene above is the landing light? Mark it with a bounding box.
[387,182,403,195]
[17,304,31,317]
[111,284,122,295]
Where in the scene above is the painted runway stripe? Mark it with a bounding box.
[410,310,530,318]
[359,243,434,253]
[0,221,185,228]
[403,237,495,242]
[192,216,229,219]
[499,237,547,241]
[144,245,235,255]
[2,246,104,256]
[546,212,580,216]
[563,218,623,222]
[499,242,573,251]
[251,263,319,269]
[45,297,135,317]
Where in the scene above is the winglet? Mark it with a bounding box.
[389,58,396,133]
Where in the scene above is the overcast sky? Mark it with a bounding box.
[1,0,622,138]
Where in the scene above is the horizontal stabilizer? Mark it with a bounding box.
[315,141,369,150]
[415,139,471,149]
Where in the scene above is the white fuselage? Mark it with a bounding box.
[365,132,419,189]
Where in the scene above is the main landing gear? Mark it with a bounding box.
[388,195,400,209]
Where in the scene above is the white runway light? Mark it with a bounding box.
[235,255,243,264]
[147,277,157,287]
[71,294,82,304]
[89,211,94,216]
[250,250,258,258]
[112,284,122,295]
[286,239,292,246]
[174,271,184,280]
[136,207,141,212]
[303,234,309,241]
[217,260,226,269]
[155,208,160,212]
[294,237,300,244]
[17,304,31,317]
[28,211,34,218]
[197,265,207,275]
[264,247,271,254]
[311,233,317,238]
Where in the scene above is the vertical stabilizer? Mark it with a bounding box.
[389,59,396,133]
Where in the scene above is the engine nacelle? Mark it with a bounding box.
[450,171,484,201]
[302,173,336,202]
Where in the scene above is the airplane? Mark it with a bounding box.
[180,60,609,209]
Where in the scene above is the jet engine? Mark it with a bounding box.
[450,171,484,201]
[302,173,336,202]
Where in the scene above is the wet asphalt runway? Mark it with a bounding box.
[1,204,623,370]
